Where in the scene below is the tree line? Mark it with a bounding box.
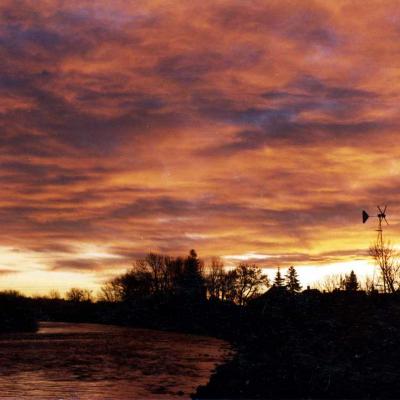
[97,250,311,305]
[36,243,398,304]
[90,250,364,306]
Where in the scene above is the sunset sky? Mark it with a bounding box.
[1,0,400,294]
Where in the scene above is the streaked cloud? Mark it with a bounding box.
[1,0,400,293]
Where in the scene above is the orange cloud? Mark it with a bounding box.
[1,0,400,293]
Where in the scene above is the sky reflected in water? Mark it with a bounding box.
[0,322,232,399]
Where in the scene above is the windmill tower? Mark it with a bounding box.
[363,206,391,292]
[362,205,389,246]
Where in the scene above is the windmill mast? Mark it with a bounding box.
[362,205,388,244]
[376,205,388,248]
[377,214,383,248]
[362,205,389,293]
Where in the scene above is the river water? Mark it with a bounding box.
[0,322,231,399]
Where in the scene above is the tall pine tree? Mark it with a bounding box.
[344,270,359,291]
[181,249,206,300]
[273,267,285,287]
[285,266,302,293]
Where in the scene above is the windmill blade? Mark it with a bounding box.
[383,205,387,214]
[377,205,383,215]
[384,216,389,225]
[362,210,369,223]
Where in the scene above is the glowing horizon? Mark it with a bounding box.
[1,0,400,295]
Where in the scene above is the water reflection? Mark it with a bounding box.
[0,322,231,399]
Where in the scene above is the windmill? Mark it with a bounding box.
[362,205,389,246]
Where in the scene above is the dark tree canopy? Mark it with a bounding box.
[344,270,359,291]
[65,288,93,302]
[233,263,270,305]
[285,266,302,293]
[181,249,206,300]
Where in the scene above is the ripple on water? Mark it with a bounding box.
[0,322,232,399]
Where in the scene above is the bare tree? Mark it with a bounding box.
[219,269,238,302]
[361,275,378,294]
[136,253,188,295]
[98,280,124,302]
[98,252,199,302]
[145,253,169,293]
[233,263,270,305]
[48,290,61,300]
[205,257,225,300]
[118,266,153,301]
[98,270,148,303]
[313,274,345,292]
[205,260,269,304]
[66,288,93,302]
[369,240,400,293]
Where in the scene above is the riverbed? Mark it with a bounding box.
[0,322,232,399]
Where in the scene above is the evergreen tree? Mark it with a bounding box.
[285,266,302,293]
[273,267,285,287]
[344,270,359,291]
[181,249,206,300]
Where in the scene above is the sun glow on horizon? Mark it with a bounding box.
[295,260,376,288]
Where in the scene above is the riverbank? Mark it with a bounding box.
[18,289,400,398]
[31,295,240,340]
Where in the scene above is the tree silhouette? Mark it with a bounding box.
[205,257,225,300]
[285,266,302,293]
[273,268,285,287]
[181,249,206,300]
[48,290,61,300]
[100,250,275,305]
[144,253,167,293]
[66,288,93,302]
[98,280,124,302]
[233,263,270,305]
[219,270,238,302]
[344,270,359,291]
[165,256,185,294]
[369,240,400,293]
[102,265,153,302]
[314,274,346,292]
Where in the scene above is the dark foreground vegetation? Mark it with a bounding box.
[0,291,37,332]
[4,248,400,398]
[196,290,400,399]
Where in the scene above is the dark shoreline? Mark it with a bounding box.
[5,290,400,398]
[0,292,38,333]
[194,290,400,399]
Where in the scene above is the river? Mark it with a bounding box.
[0,322,232,399]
